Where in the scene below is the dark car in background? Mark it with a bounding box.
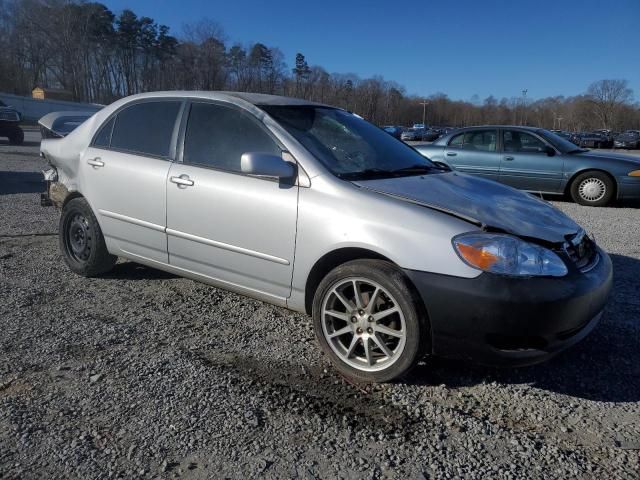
[575,131,613,149]
[0,100,24,145]
[421,127,443,142]
[614,130,640,149]
[415,125,640,206]
[381,125,403,140]
[400,127,425,141]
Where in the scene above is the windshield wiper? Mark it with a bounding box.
[390,164,434,174]
[567,148,588,154]
[337,168,394,180]
[338,164,434,180]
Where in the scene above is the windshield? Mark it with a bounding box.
[261,106,435,179]
[537,128,583,153]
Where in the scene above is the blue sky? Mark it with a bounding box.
[102,0,639,101]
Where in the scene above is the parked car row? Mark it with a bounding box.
[383,125,456,142]
[551,129,640,150]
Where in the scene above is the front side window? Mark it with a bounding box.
[260,105,436,180]
[503,130,547,153]
[182,103,281,172]
[109,101,181,158]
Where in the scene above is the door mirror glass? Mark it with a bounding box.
[241,152,295,178]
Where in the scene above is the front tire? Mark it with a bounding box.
[8,128,24,145]
[312,259,428,383]
[569,171,615,207]
[59,197,116,276]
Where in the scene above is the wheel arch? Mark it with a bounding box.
[303,247,428,321]
[565,168,618,198]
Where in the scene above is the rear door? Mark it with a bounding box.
[498,129,564,193]
[81,100,183,263]
[165,101,299,302]
[442,129,500,180]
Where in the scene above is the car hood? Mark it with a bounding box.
[354,172,581,244]
[572,150,640,164]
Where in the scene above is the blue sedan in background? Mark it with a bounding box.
[415,126,640,206]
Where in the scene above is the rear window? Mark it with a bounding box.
[109,101,181,158]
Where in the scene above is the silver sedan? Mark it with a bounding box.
[40,92,612,382]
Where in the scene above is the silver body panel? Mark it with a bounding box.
[40,91,582,314]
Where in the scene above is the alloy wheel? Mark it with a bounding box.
[321,277,407,372]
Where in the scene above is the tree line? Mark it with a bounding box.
[1,0,638,131]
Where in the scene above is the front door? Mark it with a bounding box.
[498,129,564,193]
[443,129,500,181]
[166,101,298,301]
[81,100,182,263]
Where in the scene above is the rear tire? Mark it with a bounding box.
[569,171,615,207]
[8,128,24,145]
[312,259,429,383]
[59,197,116,276]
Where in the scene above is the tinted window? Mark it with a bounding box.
[183,103,281,172]
[449,132,464,147]
[110,101,181,157]
[93,116,115,147]
[503,130,547,153]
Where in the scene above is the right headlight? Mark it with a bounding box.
[452,233,568,277]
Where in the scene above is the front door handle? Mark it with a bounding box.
[446,152,457,157]
[170,174,194,187]
[504,156,514,161]
[87,158,104,167]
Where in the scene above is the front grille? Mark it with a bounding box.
[563,230,597,271]
[0,111,19,121]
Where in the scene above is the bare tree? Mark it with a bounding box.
[587,79,634,129]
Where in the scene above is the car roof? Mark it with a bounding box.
[451,125,542,131]
[118,90,331,108]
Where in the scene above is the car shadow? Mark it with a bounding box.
[0,139,41,147]
[544,195,640,209]
[0,171,45,195]
[102,261,178,281]
[406,253,640,403]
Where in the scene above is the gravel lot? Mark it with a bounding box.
[1,133,639,479]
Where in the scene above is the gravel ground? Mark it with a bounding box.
[1,137,639,479]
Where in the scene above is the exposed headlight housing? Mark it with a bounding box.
[453,233,568,277]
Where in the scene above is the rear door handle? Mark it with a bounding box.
[87,158,104,167]
[446,152,457,157]
[170,174,194,187]
[504,156,514,161]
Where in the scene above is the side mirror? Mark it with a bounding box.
[544,146,556,157]
[432,161,452,172]
[241,152,295,178]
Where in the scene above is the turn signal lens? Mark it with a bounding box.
[453,233,568,277]
[456,243,499,270]
[628,170,640,177]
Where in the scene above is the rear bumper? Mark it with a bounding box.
[404,247,612,367]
